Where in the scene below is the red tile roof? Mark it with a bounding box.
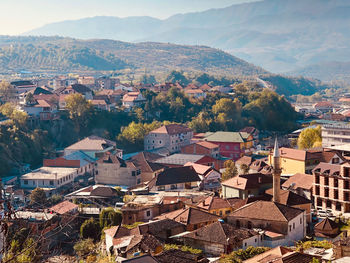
[196,196,232,211]
[150,124,192,135]
[49,200,78,215]
[282,173,313,191]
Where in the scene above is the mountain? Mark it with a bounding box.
[288,61,350,83]
[24,0,350,77]
[0,36,266,76]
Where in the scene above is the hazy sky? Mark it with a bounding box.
[0,0,258,35]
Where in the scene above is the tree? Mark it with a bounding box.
[165,70,189,86]
[0,81,16,102]
[74,239,97,258]
[80,217,101,240]
[99,207,123,228]
[0,102,28,126]
[222,160,238,181]
[65,93,94,133]
[240,163,250,174]
[212,98,242,130]
[297,126,322,150]
[30,188,47,206]
[25,92,35,105]
[140,74,156,85]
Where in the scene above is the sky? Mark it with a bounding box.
[0,0,258,35]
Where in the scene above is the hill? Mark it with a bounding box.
[24,0,350,76]
[0,36,266,76]
[288,61,350,83]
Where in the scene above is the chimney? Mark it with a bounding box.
[272,138,281,203]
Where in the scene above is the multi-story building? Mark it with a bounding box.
[313,162,350,213]
[322,123,350,147]
[267,147,344,175]
[201,131,254,160]
[144,124,193,154]
[20,167,78,195]
[181,141,220,158]
[122,92,146,109]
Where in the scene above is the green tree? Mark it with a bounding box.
[117,121,161,152]
[25,92,35,105]
[297,126,322,150]
[65,93,94,133]
[222,160,238,181]
[212,98,242,130]
[0,102,28,126]
[240,163,250,174]
[74,239,97,258]
[140,74,156,85]
[165,70,189,86]
[0,81,16,102]
[50,194,63,205]
[80,217,101,240]
[29,188,47,206]
[99,207,123,228]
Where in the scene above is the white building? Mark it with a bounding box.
[322,123,350,147]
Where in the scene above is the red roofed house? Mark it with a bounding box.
[22,99,58,120]
[184,89,206,99]
[122,91,146,109]
[184,162,221,190]
[144,124,193,154]
[181,141,220,158]
[282,173,313,200]
[313,101,334,113]
[221,173,273,199]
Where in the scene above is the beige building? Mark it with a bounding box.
[95,153,141,187]
[20,167,78,195]
[144,124,193,154]
[322,123,350,147]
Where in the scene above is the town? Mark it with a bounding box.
[0,72,349,263]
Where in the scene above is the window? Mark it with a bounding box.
[24,180,28,185]
[289,225,292,232]
[219,211,223,216]
[225,145,230,150]
[325,177,329,186]
[159,141,162,144]
[315,175,320,184]
[158,186,165,191]
[334,178,339,188]
[345,181,350,190]
[171,184,177,190]
[293,223,295,229]
[50,180,54,186]
[146,210,151,217]
[325,188,329,197]
[300,218,302,224]
[315,186,320,195]
[132,171,136,176]
[334,190,339,200]
[255,238,257,242]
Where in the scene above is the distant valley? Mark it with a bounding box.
[23,0,350,81]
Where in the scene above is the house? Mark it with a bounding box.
[184,162,221,190]
[249,159,270,174]
[267,147,343,175]
[221,173,273,199]
[313,162,350,213]
[119,255,159,263]
[49,200,78,216]
[184,89,206,99]
[65,185,121,205]
[313,101,334,113]
[264,188,312,223]
[240,127,259,146]
[20,167,78,195]
[156,207,220,231]
[121,195,184,225]
[155,249,209,263]
[155,153,223,170]
[22,99,58,120]
[144,124,193,154]
[243,246,319,263]
[196,196,233,217]
[132,219,186,241]
[282,173,313,200]
[56,84,93,100]
[334,237,350,260]
[235,156,254,174]
[122,91,146,109]
[176,222,261,256]
[64,135,121,158]
[148,166,201,191]
[95,152,141,187]
[90,99,109,110]
[322,123,350,147]
[96,76,117,90]
[181,141,220,158]
[227,200,306,247]
[130,152,165,183]
[107,233,162,258]
[314,217,341,241]
[203,131,254,160]
[43,150,96,180]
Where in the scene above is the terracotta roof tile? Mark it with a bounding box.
[197,196,232,211]
[49,200,78,215]
[222,173,273,190]
[282,173,313,191]
[150,124,192,135]
[265,189,312,206]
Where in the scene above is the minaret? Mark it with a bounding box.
[272,138,281,203]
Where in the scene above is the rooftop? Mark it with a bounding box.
[21,167,77,180]
[150,124,192,135]
[65,135,116,151]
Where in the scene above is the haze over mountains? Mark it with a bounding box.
[24,0,350,81]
